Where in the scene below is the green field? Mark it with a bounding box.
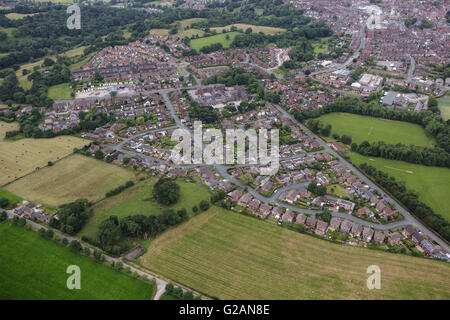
[210,24,285,35]
[141,207,450,299]
[0,222,154,299]
[48,83,72,100]
[316,113,435,147]
[5,154,135,206]
[189,32,240,51]
[0,189,22,206]
[80,178,210,239]
[5,13,37,20]
[349,152,450,220]
[437,94,450,121]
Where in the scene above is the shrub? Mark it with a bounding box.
[199,200,210,211]
[62,237,69,246]
[69,240,82,252]
[165,283,174,294]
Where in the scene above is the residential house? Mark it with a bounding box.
[373,230,386,243]
[362,227,374,242]
[388,232,402,246]
[315,220,328,236]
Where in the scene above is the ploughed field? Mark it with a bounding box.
[140,207,450,299]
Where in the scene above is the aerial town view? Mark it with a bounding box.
[0,0,448,309]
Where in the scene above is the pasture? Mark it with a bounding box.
[0,222,154,299]
[349,153,450,221]
[5,154,135,206]
[0,132,88,186]
[80,178,210,239]
[141,207,450,299]
[316,113,435,147]
[189,32,240,51]
[210,24,286,35]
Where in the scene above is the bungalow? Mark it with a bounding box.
[259,203,271,216]
[230,189,243,202]
[261,181,274,193]
[315,220,328,236]
[248,199,261,212]
[381,206,395,218]
[238,193,253,206]
[328,217,341,231]
[350,223,363,238]
[340,220,353,234]
[271,206,284,220]
[376,200,387,213]
[284,189,299,203]
[362,227,374,242]
[411,232,424,245]
[357,207,372,217]
[388,232,402,246]
[306,216,317,229]
[373,230,386,243]
[295,213,307,225]
[282,209,295,223]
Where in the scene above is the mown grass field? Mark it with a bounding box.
[210,24,285,35]
[437,93,450,121]
[48,82,72,100]
[5,154,135,206]
[0,130,88,186]
[81,178,210,239]
[349,152,450,221]
[141,207,450,299]
[0,222,154,299]
[189,32,240,51]
[316,113,435,147]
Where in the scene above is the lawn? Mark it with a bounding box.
[437,93,450,121]
[210,24,285,35]
[80,178,210,239]
[0,132,89,186]
[5,154,136,207]
[316,113,435,147]
[189,32,240,51]
[0,222,154,299]
[140,207,450,299]
[326,184,350,199]
[349,152,450,221]
[48,83,72,100]
[0,189,22,206]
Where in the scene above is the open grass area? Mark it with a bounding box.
[80,178,210,239]
[437,93,450,121]
[149,29,170,36]
[48,82,72,100]
[5,13,37,20]
[210,24,285,35]
[0,189,22,206]
[311,37,331,54]
[316,113,435,147]
[178,18,206,28]
[5,154,135,207]
[0,222,154,299]
[0,132,88,186]
[349,152,450,220]
[189,32,240,51]
[141,207,450,299]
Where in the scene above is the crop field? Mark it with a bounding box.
[437,94,450,121]
[0,121,19,139]
[0,132,88,186]
[317,113,435,147]
[81,178,210,238]
[189,32,240,51]
[0,222,154,299]
[5,154,135,206]
[210,24,286,35]
[48,83,72,100]
[349,153,450,221]
[141,207,450,299]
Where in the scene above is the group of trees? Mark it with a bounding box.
[165,283,200,300]
[307,181,327,196]
[49,198,91,236]
[105,181,135,198]
[152,178,181,205]
[359,163,449,242]
[305,119,331,137]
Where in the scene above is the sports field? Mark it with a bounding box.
[5,154,135,206]
[81,178,210,238]
[141,207,450,299]
[316,113,435,147]
[189,32,240,51]
[437,93,450,121]
[210,24,285,35]
[349,153,450,221]
[0,222,154,299]
[0,131,88,186]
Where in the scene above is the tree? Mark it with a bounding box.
[183,291,194,300]
[239,173,253,185]
[341,134,352,145]
[199,200,210,211]
[165,283,174,295]
[152,178,180,205]
[0,198,9,208]
[69,240,82,251]
[94,150,104,160]
[192,205,199,214]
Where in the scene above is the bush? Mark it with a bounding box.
[192,205,199,214]
[0,197,9,208]
[173,287,183,298]
[69,240,82,252]
[165,283,174,295]
[62,237,69,246]
[83,247,91,256]
[114,261,123,271]
[182,291,194,300]
[199,200,210,212]
[0,211,8,222]
[45,229,54,239]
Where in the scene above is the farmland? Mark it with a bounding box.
[80,178,210,239]
[189,32,240,51]
[210,24,286,35]
[316,113,435,147]
[0,131,88,186]
[141,207,450,299]
[5,154,135,207]
[0,222,154,299]
[349,153,450,221]
[0,121,19,138]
